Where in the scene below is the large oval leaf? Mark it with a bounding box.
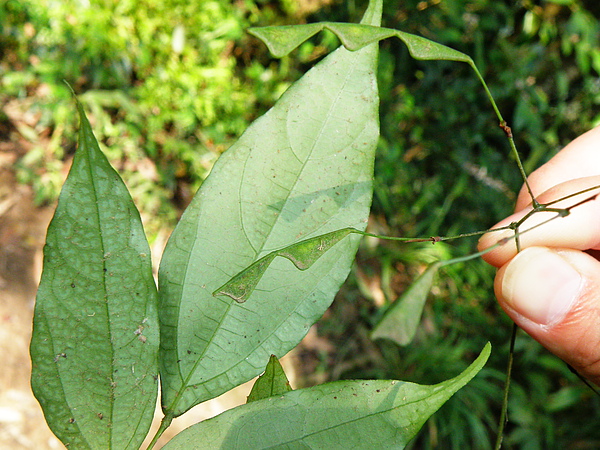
[158,2,382,417]
[30,102,159,449]
[163,344,491,449]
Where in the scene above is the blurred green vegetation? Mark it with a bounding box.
[2,0,600,448]
[0,0,319,237]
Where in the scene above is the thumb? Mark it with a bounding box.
[495,246,600,385]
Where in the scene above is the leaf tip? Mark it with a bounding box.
[63,80,76,98]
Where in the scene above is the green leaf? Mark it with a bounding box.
[212,252,277,303]
[214,228,354,302]
[276,227,354,270]
[370,246,490,347]
[158,1,382,417]
[371,262,442,346]
[249,22,472,64]
[30,102,159,448]
[162,343,491,449]
[246,355,292,403]
[248,24,324,58]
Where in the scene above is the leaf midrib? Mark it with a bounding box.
[81,116,115,444]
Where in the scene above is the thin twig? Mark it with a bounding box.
[567,365,600,398]
[468,63,538,206]
[495,323,517,450]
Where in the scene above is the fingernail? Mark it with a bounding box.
[501,247,583,325]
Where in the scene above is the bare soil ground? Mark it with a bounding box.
[0,133,60,448]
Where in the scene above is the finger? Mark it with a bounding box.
[478,176,600,268]
[495,247,600,386]
[515,126,600,211]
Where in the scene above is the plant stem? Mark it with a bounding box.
[495,323,518,450]
[358,224,515,244]
[543,183,600,208]
[469,63,538,206]
[146,414,174,450]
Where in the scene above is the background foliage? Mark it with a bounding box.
[2,0,600,447]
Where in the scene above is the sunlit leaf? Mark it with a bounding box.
[158,0,382,417]
[163,344,491,449]
[246,355,292,403]
[249,22,472,64]
[30,102,159,449]
[371,262,442,346]
[248,23,324,58]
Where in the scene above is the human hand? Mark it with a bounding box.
[478,126,600,386]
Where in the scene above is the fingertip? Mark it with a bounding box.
[496,247,583,326]
[479,176,600,267]
[495,247,600,386]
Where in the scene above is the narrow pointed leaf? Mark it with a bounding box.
[249,22,472,64]
[248,23,324,58]
[163,343,491,449]
[213,252,276,303]
[276,227,354,270]
[30,102,159,449]
[246,355,292,403]
[371,262,442,346]
[158,1,382,417]
[394,30,471,62]
[214,228,354,302]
